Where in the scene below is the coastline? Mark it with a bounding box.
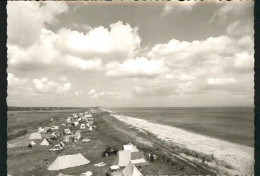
[101,108,254,175]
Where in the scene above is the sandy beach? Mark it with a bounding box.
[109,113,254,175]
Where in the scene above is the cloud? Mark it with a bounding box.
[8,28,59,70]
[33,77,71,95]
[131,34,253,98]
[87,89,129,99]
[8,73,72,97]
[161,1,197,16]
[7,1,68,47]
[207,77,235,85]
[8,21,141,72]
[226,20,253,37]
[56,21,141,60]
[105,57,168,78]
[148,35,253,74]
[64,55,103,71]
[8,73,29,88]
[209,1,253,24]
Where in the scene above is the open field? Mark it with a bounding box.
[7,108,201,176]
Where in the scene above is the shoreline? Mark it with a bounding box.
[101,108,254,175]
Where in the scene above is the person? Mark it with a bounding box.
[150,154,154,162]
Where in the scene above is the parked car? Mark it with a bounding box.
[49,144,63,152]
[102,147,119,157]
[106,165,122,176]
[80,171,92,176]
[51,126,59,131]
[82,138,91,143]
[63,129,72,135]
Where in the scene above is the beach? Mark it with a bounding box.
[108,112,254,175]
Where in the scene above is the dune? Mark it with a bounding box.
[110,113,254,175]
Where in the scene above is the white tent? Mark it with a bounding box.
[29,132,42,140]
[75,132,81,140]
[80,123,86,129]
[123,144,139,152]
[114,151,148,167]
[48,153,90,171]
[123,161,143,176]
[114,150,131,167]
[30,141,36,146]
[131,158,148,167]
[40,138,50,146]
[38,127,44,133]
[57,173,74,176]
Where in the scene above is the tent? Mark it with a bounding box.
[48,153,90,171]
[28,141,36,148]
[123,144,139,152]
[114,150,131,167]
[38,127,44,133]
[31,141,36,146]
[40,138,50,146]
[63,136,70,142]
[29,132,42,140]
[131,158,148,167]
[80,123,86,129]
[74,132,81,140]
[45,127,51,132]
[131,152,148,166]
[60,141,65,148]
[123,161,143,176]
[57,173,74,176]
[114,151,148,167]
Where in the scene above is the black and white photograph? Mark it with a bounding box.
[6,1,254,176]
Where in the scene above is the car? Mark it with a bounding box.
[80,171,92,176]
[51,126,59,131]
[49,144,63,152]
[82,138,91,143]
[63,129,72,135]
[102,147,119,157]
[106,165,123,176]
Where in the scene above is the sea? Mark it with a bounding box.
[109,107,254,147]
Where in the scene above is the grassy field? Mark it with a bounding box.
[7,108,203,176]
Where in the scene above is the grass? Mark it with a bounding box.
[8,109,212,176]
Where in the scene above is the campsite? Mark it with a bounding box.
[7,107,200,176]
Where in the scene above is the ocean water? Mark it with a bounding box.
[110,107,254,147]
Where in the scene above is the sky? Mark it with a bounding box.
[7,1,254,107]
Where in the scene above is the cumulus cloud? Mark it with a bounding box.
[8,21,141,72]
[131,34,254,98]
[148,35,253,74]
[8,73,29,88]
[105,57,168,78]
[7,1,254,106]
[7,1,68,47]
[8,73,72,97]
[56,21,141,60]
[8,28,59,69]
[207,78,235,85]
[64,55,103,71]
[33,77,71,95]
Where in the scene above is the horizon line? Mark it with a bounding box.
[7,105,254,108]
